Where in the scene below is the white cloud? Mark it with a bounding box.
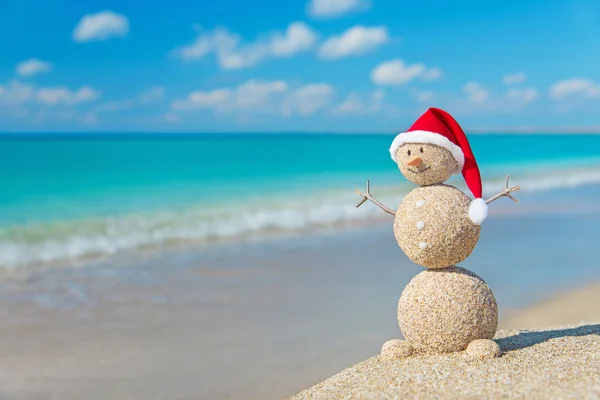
[83,87,166,124]
[175,29,219,60]
[172,81,289,112]
[217,44,267,70]
[73,11,129,43]
[171,80,334,116]
[502,72,527,85]
[463,82,538,107]
[334,90,386,115]
[0,80,35,106]
[172,22,318,69]
[507,88,538,104]
[36,86,99,105]
[449,81,538,113]
[336,93,363,114]
[236,80,288,108]
[0,80,99,107]
[318,26,388,59]
[0,80,100,125]
[371,59,442,85]
[282,84,335,116]
[269,22,319,56]
[138,86,165,103]
[421,68,442,81]
[308,0,370,18]
[15,58,53,77]
[173,89,232,110]
[549,78,600,100]
[463,82,490,104]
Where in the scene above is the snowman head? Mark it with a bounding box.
[395,143,458,186]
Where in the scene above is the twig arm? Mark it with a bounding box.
[486,175,520,205]
[355,180,396,216]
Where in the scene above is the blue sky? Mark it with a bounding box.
[1,0,600,132]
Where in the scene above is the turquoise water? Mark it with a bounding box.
[1,133,600,269]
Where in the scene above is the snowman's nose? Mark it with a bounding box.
[407,156,423,167]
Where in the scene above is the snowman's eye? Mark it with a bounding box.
[407,150,411,156]
[420,147,424,153]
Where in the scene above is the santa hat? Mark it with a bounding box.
[389,107,488,225]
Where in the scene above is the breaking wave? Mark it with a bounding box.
[1,165,600,270]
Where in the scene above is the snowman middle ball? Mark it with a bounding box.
[394,184,481,269]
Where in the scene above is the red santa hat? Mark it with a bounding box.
[389,107,488,225]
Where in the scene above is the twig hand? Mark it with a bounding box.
[354,180,396,216]
[485,175,520,205]
[355,180,372,208]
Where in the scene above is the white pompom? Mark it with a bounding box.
[468,198,488,225]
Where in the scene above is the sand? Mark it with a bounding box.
[289,322,600,400]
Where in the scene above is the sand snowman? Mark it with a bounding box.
[356,107,519,360]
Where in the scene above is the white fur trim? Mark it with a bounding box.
[389,130,465,174]
[468,198,488,225]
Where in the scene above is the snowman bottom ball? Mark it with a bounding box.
[398,266,498,354]
[394,185,480,269]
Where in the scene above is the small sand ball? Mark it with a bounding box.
[394,185,481,269]
[381,339,413,360]
[398,266,498,354]
[466,339,502,359]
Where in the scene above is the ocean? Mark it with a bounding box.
[1,133,600,270]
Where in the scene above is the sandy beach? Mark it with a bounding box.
[290,282,600,400]
[289,322,600,399]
